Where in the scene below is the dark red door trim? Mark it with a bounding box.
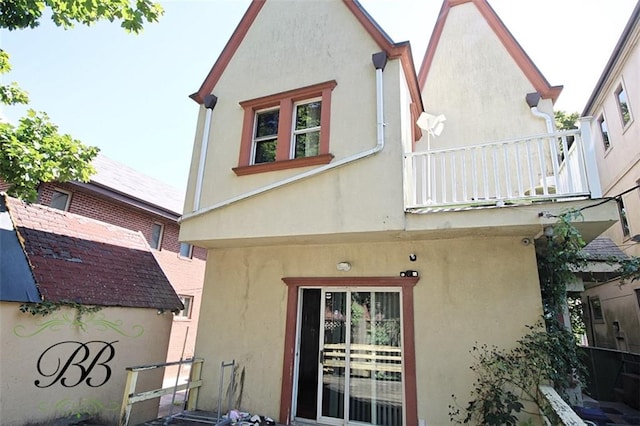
[279,276,419,425]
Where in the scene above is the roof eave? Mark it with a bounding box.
[582,1,640,116]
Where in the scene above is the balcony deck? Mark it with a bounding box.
[404,129,602,213]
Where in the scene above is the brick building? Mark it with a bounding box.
[3,154,205,374]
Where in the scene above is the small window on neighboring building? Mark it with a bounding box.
[617,197,630,238]
[176,295,194,319]
[615,84,632,127]
[179,242,193,259]
[49,189,71,211]
[589,296,604,322]
[150,223,164,250]
[598,115,610,150]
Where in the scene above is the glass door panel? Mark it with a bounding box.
[321,291,347,420]
[349,292,402,425]
[318,290,403,426]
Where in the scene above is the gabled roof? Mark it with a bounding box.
[582,1,640,116]
[189,0,423,112]
[418,0,562,103]
[581,237,628,261]
[1,193,183,311]
[76,154,185,218]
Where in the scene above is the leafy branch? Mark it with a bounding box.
[450,210,589,424]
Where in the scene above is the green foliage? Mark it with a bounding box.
[451,210,590,424]
[0,110,99,201]
[0,0,162,200]
[0,50,29,105]
[615,255,640,282]
[20,299,102,330]
[554,110,579,131]
[449,323,584,425]
[537,210,586,323]
[0,0,163,33]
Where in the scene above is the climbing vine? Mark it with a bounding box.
[19,300,102,330]
[449,210,588,424]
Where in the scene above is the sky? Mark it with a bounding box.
[1,0,637,191]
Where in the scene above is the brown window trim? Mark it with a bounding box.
[232,153,334,176]
[236,80,337,175]
[279,276,419,426]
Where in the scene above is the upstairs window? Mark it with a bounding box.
[615,84,632,127]
[234,80,337,176]
[49,189,71,211]
[179,242,193,259]
[292,100,322,159]
[253,108,280,164]
[150,223,164,250]
[598,115,610,151]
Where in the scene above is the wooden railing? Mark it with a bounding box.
[404,128,601,211]
[119,358,204,426]
[323,343,402,374]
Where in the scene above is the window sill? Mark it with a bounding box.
[173,317,192,322]
[233,153,334,176]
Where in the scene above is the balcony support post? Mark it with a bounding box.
[579,116,603,199]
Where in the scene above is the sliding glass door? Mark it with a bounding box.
[304,289,403,425]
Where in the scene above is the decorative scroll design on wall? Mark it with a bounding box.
[38,396,120,417]
[13,312,144,338]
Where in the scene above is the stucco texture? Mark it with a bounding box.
[181,0,408,244]
[0,305,172,425]
[193,236,542,424]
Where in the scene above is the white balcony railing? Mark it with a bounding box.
[404,129,600,212]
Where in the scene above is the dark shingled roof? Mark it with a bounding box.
[1,194,182,310]
[90,154,185,215]
[581,237,629,261]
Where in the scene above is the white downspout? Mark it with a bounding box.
[526,91,555,133]
[192,94,218,211]
[530,106,554,133]
[180,52,389,223]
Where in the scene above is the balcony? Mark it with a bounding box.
[404,129,602,213]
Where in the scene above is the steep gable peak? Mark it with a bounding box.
[190,0,423,111]
[418,0,562,103]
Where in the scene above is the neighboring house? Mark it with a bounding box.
[178,1,617,425]
[0,194,183,425]
[34,154,206,374]
[581,1,640,355]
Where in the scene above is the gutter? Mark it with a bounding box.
[180,51,389,224]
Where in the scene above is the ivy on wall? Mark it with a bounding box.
[449,210,590,425]
[19,300,102,331]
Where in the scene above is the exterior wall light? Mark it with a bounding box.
[337,262,351,271]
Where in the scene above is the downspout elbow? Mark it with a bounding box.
[526,92,554,133]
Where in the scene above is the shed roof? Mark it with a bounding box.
[1,193,183,310]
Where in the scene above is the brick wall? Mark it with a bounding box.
[37,182,206,369]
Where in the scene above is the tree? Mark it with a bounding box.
[554,110,579,131]
[0,0,163,201]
